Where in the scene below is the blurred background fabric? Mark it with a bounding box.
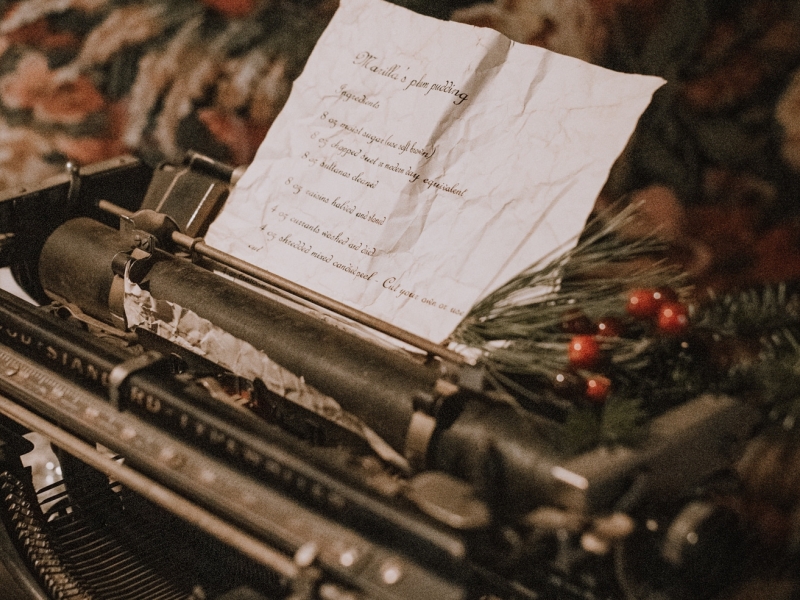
[1,0,800,292]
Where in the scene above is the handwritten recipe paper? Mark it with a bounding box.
[205,0,664,343]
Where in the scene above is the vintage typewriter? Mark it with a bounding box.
[0,153,785,600]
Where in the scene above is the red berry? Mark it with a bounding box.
[657,302,689,334]
[596,316,623,337]
[569,335,600,368]
[585,375,611,403]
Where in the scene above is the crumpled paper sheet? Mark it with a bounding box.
[205,0,663,343]
[123,272,410,472]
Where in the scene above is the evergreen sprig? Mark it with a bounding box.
[692,285,800,428]
[453,205,800,455]
[452,203,686,377]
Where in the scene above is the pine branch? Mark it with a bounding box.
[453,203,687,377]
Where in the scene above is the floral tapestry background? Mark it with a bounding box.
[1,0,800,293]
[1,4,800,598]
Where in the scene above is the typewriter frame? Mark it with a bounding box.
[0,154,775,600]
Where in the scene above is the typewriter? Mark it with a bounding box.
[0,153,789,600]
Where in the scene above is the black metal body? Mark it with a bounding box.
[0,153,774,600]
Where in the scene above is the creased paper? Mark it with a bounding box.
[122,271,411,472]
[206,0,664,343]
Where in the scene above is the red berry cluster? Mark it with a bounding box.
[558,320,619,404]
[556,288,688,405]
